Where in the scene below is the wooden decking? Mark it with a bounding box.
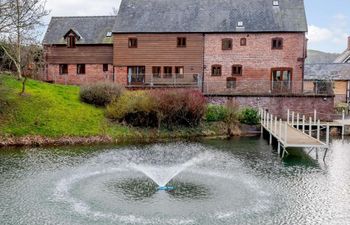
[261,120,327,148]
[259,109,350,159]
[334,119,350,126]
[260,109,329,158]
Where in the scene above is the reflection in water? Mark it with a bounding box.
[107,178,210,201]
[108,178,158,201]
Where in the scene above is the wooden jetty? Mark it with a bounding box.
[259,108,332,159]
[260,108,350,159]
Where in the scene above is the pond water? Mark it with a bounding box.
[0,137,350,225]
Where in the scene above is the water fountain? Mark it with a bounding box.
[0,141,285,225]
[129,152,211,191]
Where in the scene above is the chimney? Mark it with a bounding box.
[348,36,350,50]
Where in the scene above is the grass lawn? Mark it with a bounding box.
[0,74,225,141]
[0,74,132,138]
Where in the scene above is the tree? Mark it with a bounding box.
[0,0,12,33]
[0,0,48,94]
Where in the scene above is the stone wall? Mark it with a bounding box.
[207,95,334,121]
[204,33,306,94]
[46,64,113,85]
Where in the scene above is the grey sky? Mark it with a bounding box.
[45,0,121,18]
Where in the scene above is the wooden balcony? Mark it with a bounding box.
[127,73,202,88]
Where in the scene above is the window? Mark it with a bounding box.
[106,32,112,37]
[77,64,85,75]
[232,65,243,76]
[240,38,247,46]
[227,77,236,89]
[175,66,184,78]
[67,36,76,48]
[164,67,173,78]
[273,0,279,6]
[272,38,283,49]
[128,66,145,84]
[177,37,186,48]
[128,38,138,48]
[59,64,68,75]
[211,65,222,76]
[271,68,292,92]
[222,39,232,50]
[152,66,161,78]
[103,64,108,72]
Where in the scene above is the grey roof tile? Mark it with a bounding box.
[43,16,116,45]
[113,0,308,33]
[334,50,350,63]
[304,63,350,81]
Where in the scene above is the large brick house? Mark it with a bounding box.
[43,16,116,85]
[43,0,308,95]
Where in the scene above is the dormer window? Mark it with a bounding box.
[67,35,76,48]
[64,29,81,48]
[273,0,279,6]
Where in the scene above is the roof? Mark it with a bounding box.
[113,0,308,33]
[43,16,116,45]
[333,50,350,63]
[304,63,350,81]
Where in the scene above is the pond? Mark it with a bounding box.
[0,137,349,225]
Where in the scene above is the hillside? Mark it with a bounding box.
[0,74,131,138]
[306,50,340,64]
[0,75,226,145]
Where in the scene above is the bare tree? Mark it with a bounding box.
[0,0,13,33]
[0,0,48,94]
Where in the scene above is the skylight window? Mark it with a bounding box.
[273,0,279,6]
[237,21,244,27]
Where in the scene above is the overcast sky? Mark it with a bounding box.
[44,0,349,53]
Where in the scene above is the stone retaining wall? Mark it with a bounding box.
[207,95,335,121]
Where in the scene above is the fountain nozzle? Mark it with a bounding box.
[157,186,175,191]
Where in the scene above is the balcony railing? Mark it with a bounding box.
[126,76,334,96]
[203,80,334,96]
[127,73,202,88]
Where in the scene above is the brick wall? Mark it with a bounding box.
[204,33,306,94]
[115,66,128,85]
[47,64,113,85]
[207,96,334,121]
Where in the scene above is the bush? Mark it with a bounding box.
[80,82,124,106]
[205,104,229,122]
[335,102,348,114]
[106,91,157,127]
[239,107,260,125]
[106,89,206,128]
[151,89,206,128]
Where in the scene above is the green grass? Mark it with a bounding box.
[0,74,132,138]
[0,74,227,141]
